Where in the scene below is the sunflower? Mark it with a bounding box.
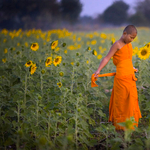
[92,50,97,56]
[100,33,107,39]
[97,54,102,59]
[86,41,90,45]
[55,47,60,52]
[31,43,39,51]
[45,57,52,67]
[91,40,97,45]
[53,56,62,66]
[138,47,150,60]
[2,58,6,63]
[51,40,58,50]
[57,82,62,88]
[64,50,67,54]
[25,42,28,47]
[87,47,91,51]
[59,71,64,77]
[71,62,74,65]
[99,46,102,50]
[111,37,115,44]
[3,39,7,43]
[132,47,138,56]
[145,42,150,49]
[125,118,133,130]
[25,60,33,67]
[4,48,8,54]
[101,40,105,43]
[30,64,37,75]
[17,43,20,46]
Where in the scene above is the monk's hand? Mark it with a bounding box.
[94,70,100,78]
[135,68,138,72]
[133,67,138,73]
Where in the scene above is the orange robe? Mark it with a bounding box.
[91,43,142,130]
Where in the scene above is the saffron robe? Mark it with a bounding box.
[91,43,142,130]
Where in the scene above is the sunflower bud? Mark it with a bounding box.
[78,93,82,97]
[76,62,80,67]
[38,96,42,100]
[41,70,45,74]
[16,51,20,55]
[62,43,66,47]
[77,108,81,112]
[59,71,64,77]
[57,113,61,116]
[87,47,91,51]
[76,52,80,56]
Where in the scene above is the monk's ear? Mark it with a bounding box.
[123,31,127,35]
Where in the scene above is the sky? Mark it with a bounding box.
[80,0,136,17]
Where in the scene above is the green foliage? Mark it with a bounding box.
[102,1,129,25]
[0,0,83,29]
[135,0,150,22]
[128,12,149,27]
[0,28,150,149]
[60,0,82,23]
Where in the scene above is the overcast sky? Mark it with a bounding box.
[80,0,137,17]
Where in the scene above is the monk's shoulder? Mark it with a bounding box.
[112,41,120,51]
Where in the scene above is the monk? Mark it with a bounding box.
[93,25,142,131]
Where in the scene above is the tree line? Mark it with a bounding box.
[0,0,150,30]
[99,0,150,26]
[0,0,82,30]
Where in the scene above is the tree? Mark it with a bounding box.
[0,0,60,30]
[135,0,150,22]
[128,12,149,26]
[102,1,129,25]
[60,0,82,23]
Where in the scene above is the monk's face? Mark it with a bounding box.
[123,31,137,44]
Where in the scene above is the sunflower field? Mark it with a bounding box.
[0,27,150,150]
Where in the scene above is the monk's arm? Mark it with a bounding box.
[96,57,110,72]
[94,43,118,77]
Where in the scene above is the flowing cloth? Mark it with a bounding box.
[91,43,142,130]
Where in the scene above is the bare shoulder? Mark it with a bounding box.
[105,41,119,58]
[111,41,120,51]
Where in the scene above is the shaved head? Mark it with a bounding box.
[123,25,137,34]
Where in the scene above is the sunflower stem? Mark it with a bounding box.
[71,66,74,94]
[75,97,79,150]
[138,59,143,108]
[48,113,51,140]
[36,99,39,126]
[40,74,43,98]
[24,73,27,107]
[16,101,20,150]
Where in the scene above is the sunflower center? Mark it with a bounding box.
[52,42,56,46]
[47,59,50,63]
[27,62,31,65]
[141,49,147,56]
[55,58,59,63]
[32,43,36,48]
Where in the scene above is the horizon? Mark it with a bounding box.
[80,0,136,18]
